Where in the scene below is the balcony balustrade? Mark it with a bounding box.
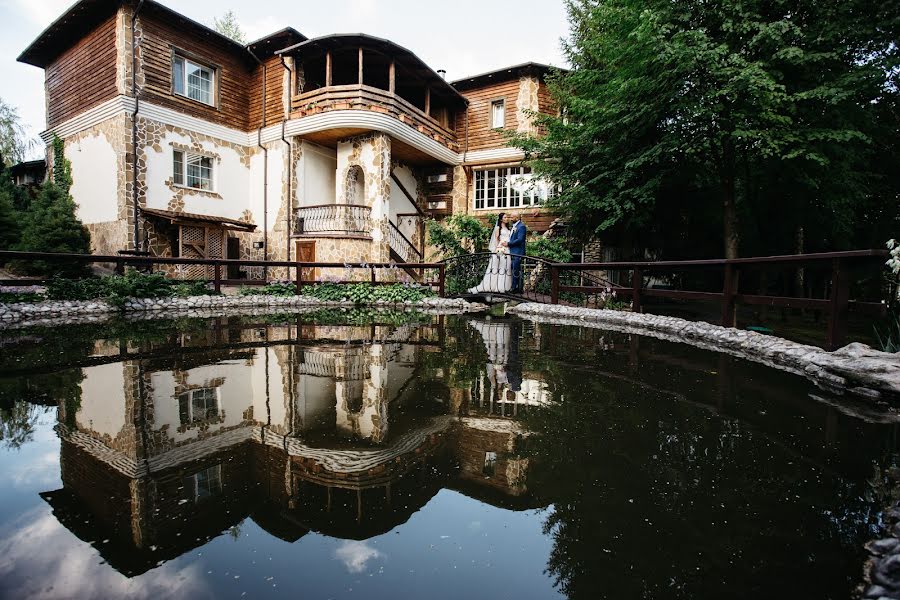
[295,204,372,238]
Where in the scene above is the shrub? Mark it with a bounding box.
[44,269,216,307]
[305,282,434,304]
[0,291,44,304]
[239,282,296,297]
[171,280,212,297]
[527,236,572,263]
[15,183,91,277]
[427,215,491,258]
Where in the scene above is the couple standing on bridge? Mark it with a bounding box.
[468,212,528,295]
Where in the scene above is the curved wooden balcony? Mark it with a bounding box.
[290,85,459,152]
[295,204,372,238]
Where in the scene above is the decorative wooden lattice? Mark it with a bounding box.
[179,225,224,280]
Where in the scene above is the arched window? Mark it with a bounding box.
[344,165,365,205]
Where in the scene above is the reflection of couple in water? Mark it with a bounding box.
[468,318,522,398]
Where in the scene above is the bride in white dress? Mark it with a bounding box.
[468,213,513,294]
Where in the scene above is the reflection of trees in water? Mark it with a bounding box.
[0,369,84,448]
[0,400,42,450]
[520,348,885,599]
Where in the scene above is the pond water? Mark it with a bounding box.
[0,309,895,599]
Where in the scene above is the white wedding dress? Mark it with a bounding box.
[468,226,513,293]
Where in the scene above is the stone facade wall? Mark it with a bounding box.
[516,76,541,136]
[336,133,392,263]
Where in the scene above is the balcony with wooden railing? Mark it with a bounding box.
[280,35,466,155]
[294,204,372,238]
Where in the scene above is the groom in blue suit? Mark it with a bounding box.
[507,212,527,293]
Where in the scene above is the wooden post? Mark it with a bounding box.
[438,264,446,297]
[424,87,431,116]
[296,262,304,295]
[370,265,376,284]
[213,262,221,294]
[631,268,643,313]
[388,60,395,94]
[826,258,850,350]
[358,47,364,85]
[550,265,560,304]
[115,258,125,275]
[721,263,737,327]
[325,51,332,87]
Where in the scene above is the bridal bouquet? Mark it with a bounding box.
[495,246,508,256]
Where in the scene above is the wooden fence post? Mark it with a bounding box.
[115,258,125,275]
[631,268,643,313]
[550,265,560,305]
[296,262,304,296]
[721,263,737,327]
[826,258,850,350]
[213,262,221,294]
[438,264,446,297]
[371,266,376,284]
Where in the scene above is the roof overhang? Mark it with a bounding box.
[451,62,561,92]
[141,208,257,232]
[276,33,467,107]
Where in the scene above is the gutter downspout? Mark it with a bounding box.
[280,55,294,261]
[247,48,268,266]
[131,0,145,252]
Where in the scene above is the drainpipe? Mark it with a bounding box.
[247,47,268,264]
[280,55,294,261]
[131,0,145,252]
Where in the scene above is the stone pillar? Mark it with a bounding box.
[516,75,541,135]
[336,133,392,263]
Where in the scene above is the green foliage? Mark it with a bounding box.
[514,0,900,259]
[0,98,33,167]
[0,291,44,304]
[527,236,572,263]
[51,135,72,193]
[44,270,213,308]
[0,184,18,250]
[298,308,432,327]
[427,215,492,258]
[304,282,435,304]
[875,313,900,353]
[213,10,246,43]
[239,282,296,297]
[15,183,90,276]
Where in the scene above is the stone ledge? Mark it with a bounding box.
[0,295,487,328]
[508,302,900,401]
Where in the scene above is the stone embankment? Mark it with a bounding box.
[0,295,485,328]
[509,302,900,400]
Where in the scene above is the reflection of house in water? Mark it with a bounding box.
[40,317,543,576]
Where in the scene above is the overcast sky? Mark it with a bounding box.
[0,0,570,158]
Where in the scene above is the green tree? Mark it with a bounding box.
[16,183,91,275]
[213,10,246,44]
[426,215,491,258]
[515,0,900,259]
[0,98,34,167]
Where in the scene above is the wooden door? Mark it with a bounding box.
[295,240,317,283]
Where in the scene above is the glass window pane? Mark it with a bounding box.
[173,151,184,185]
[173,57,185,95]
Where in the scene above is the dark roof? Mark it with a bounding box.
[451,62,559,92]
[247,27,307,59]
[276,33,467,105]
[9,159,46,175]
[18,0,298,68]
[141,207,257,231]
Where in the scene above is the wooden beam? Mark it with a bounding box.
[424,87,431,115]
[325,51,332,87]
[358,47,364,85]
[388,60,395,94]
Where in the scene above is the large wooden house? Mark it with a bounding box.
[18,0,560,270]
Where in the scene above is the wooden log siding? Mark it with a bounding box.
[138,14,254,131]
[45,14,119,128]
[456,80,520,152]
[248,55,289,128]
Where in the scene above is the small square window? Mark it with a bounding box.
[491,100,505,129]
[173,150,214,191]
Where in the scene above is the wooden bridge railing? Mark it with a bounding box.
[549,249,890,350]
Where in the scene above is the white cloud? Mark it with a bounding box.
[334,540,384,574]
[0,507,210,599]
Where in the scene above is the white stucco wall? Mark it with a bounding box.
[300,141,336,207]
[246,145,284,234]
[390,164,419,239]
[143,128,251,221]
[151,361,253,445]
[77,362,127,438]
[67,131,119,224]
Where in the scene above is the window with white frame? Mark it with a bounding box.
[490,99,505,129]
[178,387,220,426]
[183,464,223,502]
[173,54,215,106]
[473,166,554,210]
[173,150,214,191]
